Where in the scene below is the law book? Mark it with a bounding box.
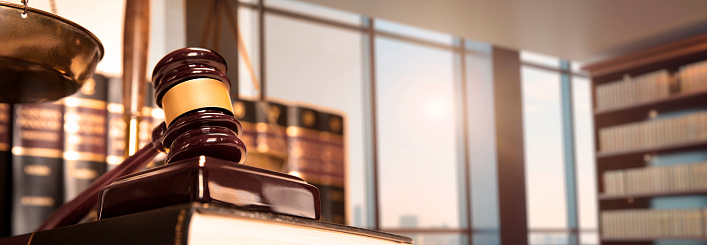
[105,77,125,171]
[62,74,109,202]
[139,83,166,168]
[316,111,346,224]
[232,98,257,157]
[2,203,412,245]
[286,105,347,224]
[0,103,11,236]
[11,101,65,235]
[234,97,289,172]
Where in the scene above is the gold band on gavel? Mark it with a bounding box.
[161,78,234,126]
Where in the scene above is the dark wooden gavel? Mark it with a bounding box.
[37,47,319,231]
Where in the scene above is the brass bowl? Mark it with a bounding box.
[0,2,103,103]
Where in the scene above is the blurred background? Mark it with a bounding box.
[8,0,707,245]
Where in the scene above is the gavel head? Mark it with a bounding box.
[151,47,246,164]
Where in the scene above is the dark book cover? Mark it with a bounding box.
[140,83,166,168]
[286,105,321,178]
[286,105,348,223]
[234,98,289,172]
[105,77,125,171]
[233,98,257,152]
[11,101,64,235]
[0,103,11,236]
[0,203,412,245]
[62,74,108,202]
[316,111,346,224]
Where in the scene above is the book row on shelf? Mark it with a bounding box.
[598,110,707,153]
[678,59,707,94]
[595,69,671,110]
[595,58,707,111]
[1,74,347,236]
[603,161,707,196]
[601,208,705,239]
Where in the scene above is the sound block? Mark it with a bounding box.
[97,156,320,220]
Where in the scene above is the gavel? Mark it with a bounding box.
[37,48,320,231]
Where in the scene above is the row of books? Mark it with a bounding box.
[595,58,707,111]
[603,161,707,195]
[598,111,707,153]
[233,98,346,225]
[1,75,348,236]
[1,75,167,236]
[678,59,707,93]
[601,208,705,238]
[595,70,671,110]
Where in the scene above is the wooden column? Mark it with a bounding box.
[492,47,528,245]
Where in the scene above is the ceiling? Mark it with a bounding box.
[299,0,707,63]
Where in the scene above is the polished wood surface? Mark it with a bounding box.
[98,47,320,221]
[98,156,320,220]
[583,33,707,78]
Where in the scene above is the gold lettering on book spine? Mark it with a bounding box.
[20,196,55,207]
[24,165,51,176]
[70,168,99,180]
[12,147,63,158]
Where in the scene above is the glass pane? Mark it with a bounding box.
[264,14,366,227]
[529,232,569,245]
[473,232,500,245]
[572,76,598,229]
[184,0,260,97]
[464,40,500,230]
[238,7,260,98]
[580,232,598,245]
[396,233,466,245]
[375,19,453,45]
[148,0,187,74]
[522,66,568,229]
[521,51,560,68]
[376,37,460,229]
[265,0,361,25]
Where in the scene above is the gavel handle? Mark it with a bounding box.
[35,143,160,231]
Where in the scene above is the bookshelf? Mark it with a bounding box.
[584,33,707,245]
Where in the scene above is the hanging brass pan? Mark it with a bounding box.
[0,2,103,103]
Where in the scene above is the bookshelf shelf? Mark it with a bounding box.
[584,33,707,245]
[599,189,707,201]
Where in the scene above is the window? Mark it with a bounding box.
[264,13,367,227]
[375,36,460,229]
[521,51,597,245]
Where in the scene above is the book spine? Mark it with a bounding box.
[140,83,166,167]
[286,105,326,217]
[62,75,108,202]
[105,77,125,171]
[257,101,289,166]
[232,99,258,164]
[234,99,289,172]
[316,112,346,224]
[0,104,10,236]
[11,102,64,235]
[28,206,193,245]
